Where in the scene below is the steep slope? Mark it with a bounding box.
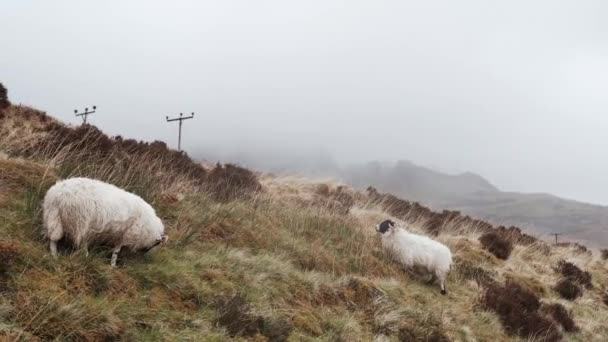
[1,103,608,341]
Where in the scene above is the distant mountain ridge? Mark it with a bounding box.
[346,160,498,204]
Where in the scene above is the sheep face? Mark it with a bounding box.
[141,234,168,253]
[137,216,168,253]
[376,220,395,234]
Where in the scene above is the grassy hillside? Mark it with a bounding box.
[1,104,608,341]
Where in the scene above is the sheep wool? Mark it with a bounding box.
[43,177,167,266]
[376,220,452,295]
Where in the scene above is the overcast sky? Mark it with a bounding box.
[2,1,608,204]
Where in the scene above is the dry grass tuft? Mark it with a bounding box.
[504,272,548,297]
[0,159,57,194]
[213,294,293,341]
[479,232,513,260]
[11,292,125,341]
[453,257,497,288]
[314,184,356,215]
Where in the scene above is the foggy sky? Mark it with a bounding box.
[2,1,608,204]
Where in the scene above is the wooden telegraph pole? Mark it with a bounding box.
[166,112,194,151]
[551,233,563,245]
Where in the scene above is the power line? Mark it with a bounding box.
[74,106,97,124]
[166,112,194,152]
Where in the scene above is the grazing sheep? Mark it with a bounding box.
[376,220,452,295]
[43,177,167,266]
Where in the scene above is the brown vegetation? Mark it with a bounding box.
[542,303,579,333]
[555,260,593,289]
[601,249,608,260]
[482,280,561,341]
[213,294,293,341]
[479,232,513,260]
[206,163,262,202]
[554,279,583,301]
[0,83,9,110]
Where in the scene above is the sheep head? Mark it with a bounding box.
[376,220,395,234]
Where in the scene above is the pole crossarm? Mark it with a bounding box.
[74,105,97,124]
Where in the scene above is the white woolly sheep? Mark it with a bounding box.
[43,177,167,266]
[376,220,452,295]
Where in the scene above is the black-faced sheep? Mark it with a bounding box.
[376,220,452,294]
[43,177,167,266]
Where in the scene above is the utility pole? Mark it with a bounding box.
[551,233,563,245]
[166,112,194,151]
[74,106,97,124]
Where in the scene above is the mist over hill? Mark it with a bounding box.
[197,148,608,247]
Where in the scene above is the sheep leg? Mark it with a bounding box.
[50,241,58,257]
[110,246,122,267]
[438,272,447,295]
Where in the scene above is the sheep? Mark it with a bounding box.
[375,220,452,295]
[42,177,167,266]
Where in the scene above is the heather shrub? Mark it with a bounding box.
[315,184,331,197]
[479,232,513,260]
[555,260,592,289]
[482,280,561,341]
[0,240,19,273]
[554,279,582,301]
[542,303,579,332]
[0,82,9,109]
[601,249,608,260]
[0,241,20,291]
[206,163,262,202]
[603,293,608,307]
